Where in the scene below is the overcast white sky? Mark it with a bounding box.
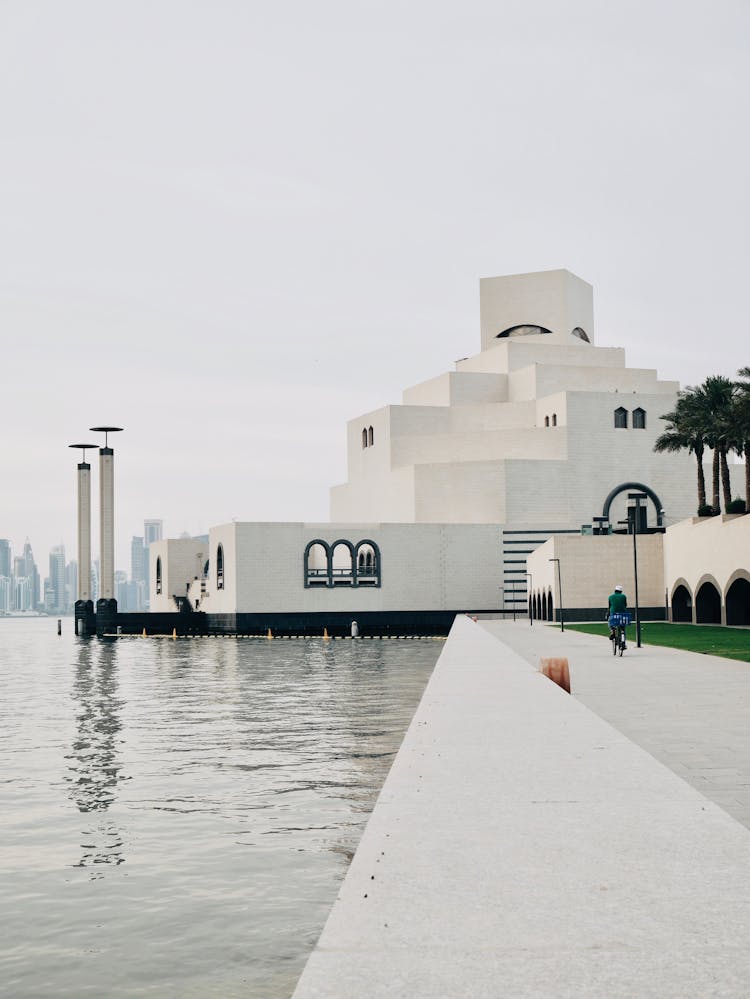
[1,0,748,571]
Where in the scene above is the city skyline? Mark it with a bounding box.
[2,2,749,565]
[0,518,165,614]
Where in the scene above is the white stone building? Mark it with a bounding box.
[149,268,719,633]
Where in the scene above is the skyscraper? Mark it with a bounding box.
[49,545,66,613]
[0,539,11,579]
[130,536,145,611]
[0,540,11,613]
[144,520,163,546]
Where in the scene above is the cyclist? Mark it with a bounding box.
[607,584,628,642]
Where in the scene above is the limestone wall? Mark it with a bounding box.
[527,533,665,620]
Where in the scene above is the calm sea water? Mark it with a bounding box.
[0,619,440,998]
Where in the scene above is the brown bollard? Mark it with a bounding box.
[539,657,570,694]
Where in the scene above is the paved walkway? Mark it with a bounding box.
[294,616,750,998]
[482,619,750,829]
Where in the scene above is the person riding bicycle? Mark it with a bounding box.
[607,585,628,640]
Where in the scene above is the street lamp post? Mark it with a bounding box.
[526,572,533,627]
[619,491,647,649]
[548,558,564,632]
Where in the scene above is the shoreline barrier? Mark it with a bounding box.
[293,614,750,998]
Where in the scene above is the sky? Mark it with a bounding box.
[1,0,749,571]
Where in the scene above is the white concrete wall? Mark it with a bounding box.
[196,522,503,614]
[479,268,595,349]
[199,523,237,615]
[149,539,208,612]
[402,371,508,407]
[413,462,507,523]
[457,340,626,375]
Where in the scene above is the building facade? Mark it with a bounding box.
[147,269,733,631]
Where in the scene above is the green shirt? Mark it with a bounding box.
[608,591,628,613]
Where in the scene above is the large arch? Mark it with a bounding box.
[670,579,693,623]
[601,482,665,529]
[304,539,331,587]
[725,570,750,626]
[330,540,355,586]
[695,574,722,624]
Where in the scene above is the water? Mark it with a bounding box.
[0,619,440,997]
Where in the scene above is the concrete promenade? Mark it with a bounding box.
[293,616,750,998]
[482,619,750,830]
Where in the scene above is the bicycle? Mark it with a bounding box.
[608,611,631,656]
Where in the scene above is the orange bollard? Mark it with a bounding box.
[539,657,570,694]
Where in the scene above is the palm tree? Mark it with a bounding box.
[696,375,738,512]
[735,367,750,510]
[655,390,708,511]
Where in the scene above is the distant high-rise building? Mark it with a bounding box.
[130,536,146,610]
[65,560,78,613]
[0,575,11,613]
[115,570,129,610]
[24,540,40,610]
[14,576,33,612]
[49,545,66,613]
[144,520,163,546]
[0,539,11,579]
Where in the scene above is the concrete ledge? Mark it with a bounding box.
[293,615,750,998]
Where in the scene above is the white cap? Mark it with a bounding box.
[615,585,623,592]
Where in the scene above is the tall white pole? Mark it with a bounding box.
[99,446,114,600]
[77,461,91,600]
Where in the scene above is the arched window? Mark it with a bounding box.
[541,591,548,620]
[544,416,550,427]
[362,428,368,449]
[304,540,330,587]
[496,325,553,339]
[354,541,380,586]
[368,426,374,446]
[155,556,162,595]
[331,541,354,586]
[571,327,590,343]
[547,592,554,622]
[695,580,721,624]
[614,407,628,429]
[216,544,224,590]
[551,413,557,427]
[633,407,646,429]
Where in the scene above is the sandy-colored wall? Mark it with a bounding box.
[527,533,665,618]
[663,515,750,620]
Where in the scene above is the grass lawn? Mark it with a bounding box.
[564,622,750,663]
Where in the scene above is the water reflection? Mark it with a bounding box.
[65,638,126,871]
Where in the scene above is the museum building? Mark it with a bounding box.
[150,269,713,634]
